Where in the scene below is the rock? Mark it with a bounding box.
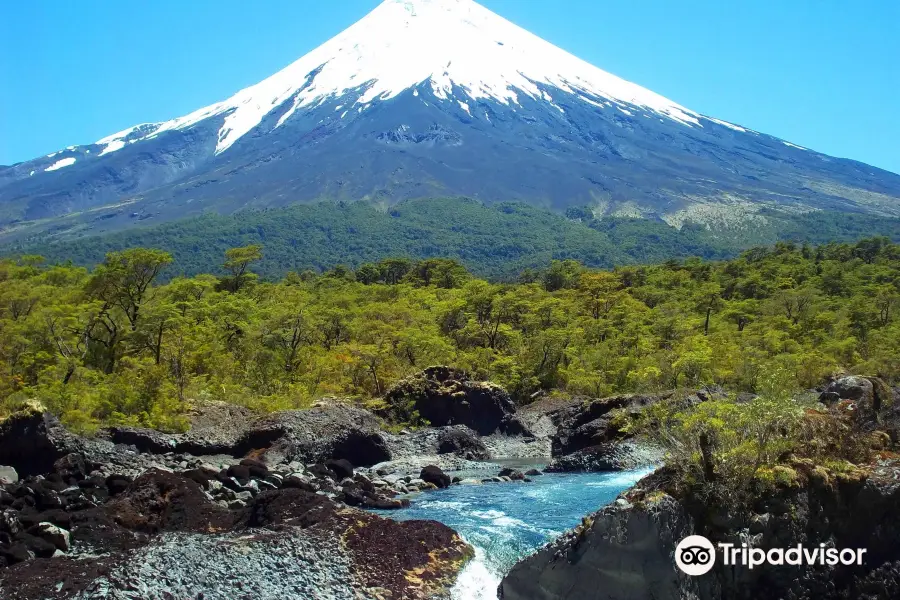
[821,375,875,404]
[367,497,408,509]
[525,469,542,476]
[545,442,662,472]
[235,405,392,467]
[0,543,32,565]
[308,463,337,480]
[498,468,525,481]
[283,475,317,493]
[29,522,71,551]
[550,392,688,457]
[105,474,132,496]
[501,461,900,600]
[326,458,354,480]
[0,465,17,485]
[822,375,899,439]
[19,532,57,558]
[226,464,251,483]
[380,367,529,436]
[332,429,392,467]
[53,453,89,482]
[420,465,451,489]
[239,458,270,478]
[436,427,491,460]
[0,404,82,476]
[106,427,178,453]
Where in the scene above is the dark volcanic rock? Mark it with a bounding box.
[500,460,900,600]
[543,390,710,472]
[236,404,392,466]
[420,465,451,489]
[106,427,178,454]
[821,375,899,434]
[498,468,525,481]
[0,405,82,477]
[381,366,526,436]
[545,442,662,472]
[436,426,491,460]
[551,393,678,456]
[106,469,237,534]
[326,458,354,480]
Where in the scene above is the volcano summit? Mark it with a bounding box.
[2,0,898,242]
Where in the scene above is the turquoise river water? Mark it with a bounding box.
[376,465,654,599]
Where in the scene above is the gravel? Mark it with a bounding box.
[73,529,369,600]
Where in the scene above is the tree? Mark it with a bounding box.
[83,249,172,373]
[578,272,621,319]
[543,260,583,292]
[89,249,173,331]
[696,282,723,336]
[378,258,413,285]
[355,263,381,285]
[222,245,263,292]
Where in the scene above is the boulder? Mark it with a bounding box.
[0,465,17,485]
[235,405,392,466]
[821,375,875,404]
[105,469,236,534]
[226,464,251,483]
[381,366,526,436]
[0,404,82,476]
[545,442,662,473]
[498,468,525,481]
[0,543,32,565]
[53,453,87,482]
[28,522,70,551]
[420,465,451,489]
[282,474,317,493]
[105,474,133,496]
[550,393,681,456]
[436,427,490,460]
[18,533,57,558]
[326,459,354,480]
[500,492,690,600]
[239,458,270,479]
[821,375,899,438]
[106,427,178,454]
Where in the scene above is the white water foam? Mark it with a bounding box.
[451,545,501,600]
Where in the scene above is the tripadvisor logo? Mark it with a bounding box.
[675,535,867,576]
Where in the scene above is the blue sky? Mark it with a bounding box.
[2,0,899,174]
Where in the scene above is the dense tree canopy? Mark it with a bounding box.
[1,238,897,433]
[4,198,898,282]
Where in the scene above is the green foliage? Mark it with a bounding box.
[632,367,874,504]
[5,198,899,282]
[0,238,897,433]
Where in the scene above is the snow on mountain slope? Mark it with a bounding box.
[94,0,713,157]
[2,0,899,244]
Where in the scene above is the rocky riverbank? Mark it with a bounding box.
[500,376,900,600]
[0,366,560,599]
[0,404,480,599]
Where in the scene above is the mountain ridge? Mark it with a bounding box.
[1,0,898,244]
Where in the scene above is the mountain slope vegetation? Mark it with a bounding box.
[4,198,899,281]
[1,237,897,432]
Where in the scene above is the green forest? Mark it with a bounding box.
[1,237,898,434]
[5,197,899,281]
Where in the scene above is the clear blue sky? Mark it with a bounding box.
[2,0,898,174]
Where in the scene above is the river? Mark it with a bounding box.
[375,465,655,599]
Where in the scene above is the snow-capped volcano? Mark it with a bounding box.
[96,0,703,157]
[1,0,898,241]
